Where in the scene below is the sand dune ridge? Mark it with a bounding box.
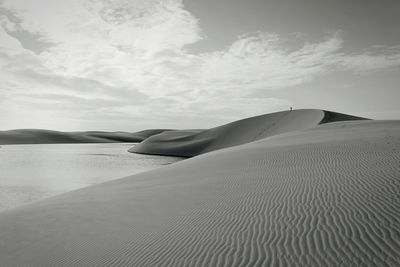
[130,109,366,157]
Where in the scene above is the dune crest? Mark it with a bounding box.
[130,109,367,157]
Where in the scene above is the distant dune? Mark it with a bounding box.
[130,109,367,157]
[0,129,169,145]
[0,110,399,266]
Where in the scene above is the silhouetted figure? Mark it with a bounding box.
[290,107,292,111]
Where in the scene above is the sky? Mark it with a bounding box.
[0,0,399,131]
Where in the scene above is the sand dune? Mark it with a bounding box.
[0,129,169,145]
[0,118,399,266]
[130,109,366,157]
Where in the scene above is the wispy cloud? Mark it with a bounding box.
[0,0,400,130]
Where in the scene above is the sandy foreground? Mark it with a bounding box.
[0,110,399,266]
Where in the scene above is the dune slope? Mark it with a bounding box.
[130,109,366,157]
[0,129,169,145]
[0,119,399,266]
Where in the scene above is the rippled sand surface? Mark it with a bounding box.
[0,120,399,266]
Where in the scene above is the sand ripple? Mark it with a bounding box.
[0,120,399,266]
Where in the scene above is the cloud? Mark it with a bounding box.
[0,22,26,54]
[334,53,400,73]
[0,0,400,130]
[197,34,341,93]
[0,6,55,54]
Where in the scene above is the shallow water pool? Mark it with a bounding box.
[0,143,182,211]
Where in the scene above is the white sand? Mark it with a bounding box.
[130,109,366,157]
[0,116,399,266]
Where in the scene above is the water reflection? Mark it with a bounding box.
[0,143,182,211]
